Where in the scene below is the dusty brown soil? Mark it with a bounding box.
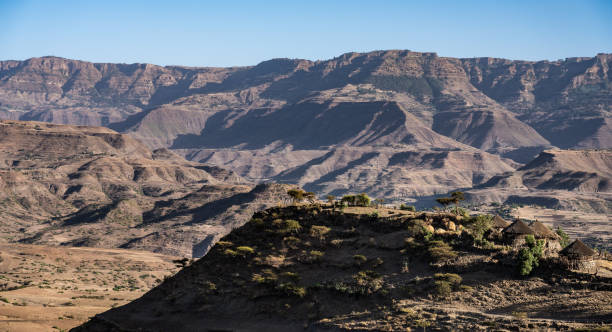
[0,243,179,332]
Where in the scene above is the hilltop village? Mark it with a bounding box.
[76,190,612,331]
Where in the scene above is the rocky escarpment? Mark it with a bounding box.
[0,120,290,257]
[1,51,610,202]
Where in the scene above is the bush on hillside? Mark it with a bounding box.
[556,227,570,248]
[467,214,493,243]
[427,240,457,263]
[309,225,331,239]
[432,273,463,298]
[517,235,544,276]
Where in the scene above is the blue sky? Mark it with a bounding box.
[1,0,610,67]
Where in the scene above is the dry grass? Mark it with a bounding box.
[0,243,179,332]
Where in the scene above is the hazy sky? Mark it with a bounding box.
[1,0,610,67]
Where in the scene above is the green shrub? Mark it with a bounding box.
[223,249,238,257]
[434,273,462,286]
[556,227,570,248]
[282,236,301,248]
[456,207,470,217]
[399,204,416,211]
[235,246,255,256]
[432,273,463,298]
[309,225,331,239]
[356,193,371,207]
[467,214,493,243]
[272,219,302,234]
[283,219,302,234]
[276,283,306,298]
[215,241,233,247]
[353,254,367,265]
[252,269,277,284]
[517,235,544,276]
[459,285,473,292]
[433,280,452,297]
[287,189,305,204]
[427,240,457,262]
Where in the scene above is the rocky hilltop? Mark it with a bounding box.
[1,51,611,201]
[0,120,290,257]
[74,205,612,331]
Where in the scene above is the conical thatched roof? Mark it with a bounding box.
[492,215,511,228]
[503,220,535,235]
[560,239,596,257]
[530,221,559,239]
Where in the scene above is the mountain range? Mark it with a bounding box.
[0,50,610,206]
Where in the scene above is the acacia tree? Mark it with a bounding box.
[287,189,305,204]
[304,192,317,204]
[450,191,465,215]
[326,195,336,206]
[374,198,384,208]
[341,195,356,206]
[436,191,465,214]
[435,197,454,211]
[356,193,371,207]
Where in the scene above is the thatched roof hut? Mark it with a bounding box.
[530,221,559,239]
[559,239,597,273]
[503,220,535,236]
[492,215,511,229]
[560,239,596,259]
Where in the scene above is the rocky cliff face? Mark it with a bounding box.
[1,51,610,200]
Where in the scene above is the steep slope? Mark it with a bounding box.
[74,205,612,331]
[0,120,289,257]
[461,54,612,149]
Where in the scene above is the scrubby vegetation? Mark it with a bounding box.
[399,204,416,211]
[102,203,611,332]
[556,227,570,248]
[340,193,371,207]
[466,214,492,245]
[517,235,544,276]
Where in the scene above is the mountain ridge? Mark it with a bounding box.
[1,50,610,201]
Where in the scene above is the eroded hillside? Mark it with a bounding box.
[1,51,610,201]
[0,120,290,257]
[464,149,612,212]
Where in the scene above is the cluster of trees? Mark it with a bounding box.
[340,193,371,207]
[287,189,317,204]
[288,190,378,208]
[435,191,464,214]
